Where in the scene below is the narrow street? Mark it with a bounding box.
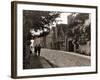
[24,48,91,69]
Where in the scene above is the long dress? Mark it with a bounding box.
[30,39,34,54]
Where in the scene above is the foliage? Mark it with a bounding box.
[23,10,60,31]
[23,10,60,55]
[67,13,90,45]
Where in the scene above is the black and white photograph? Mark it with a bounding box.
[11,1,97,78]
[23,11,91,69]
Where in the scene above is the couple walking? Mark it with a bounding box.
[33,37,41,56]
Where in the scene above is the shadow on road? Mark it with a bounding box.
[23,54,58,69]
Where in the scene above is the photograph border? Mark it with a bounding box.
[11,1,98,78]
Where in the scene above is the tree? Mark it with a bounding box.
[67,13,90,45]
[23,10,60,39]
[23,10,60,56]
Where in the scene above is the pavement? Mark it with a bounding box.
[23,48,91,69]
[23,54,58,69]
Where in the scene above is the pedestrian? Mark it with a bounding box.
[37,44,41,56]
[34,37,41,56]
[34,44,38,56]
[30,39,34,54]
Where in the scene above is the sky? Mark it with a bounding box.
[56,13,71,24]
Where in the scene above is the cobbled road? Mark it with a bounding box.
[40,48,91,67]
[24,48,91,69]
